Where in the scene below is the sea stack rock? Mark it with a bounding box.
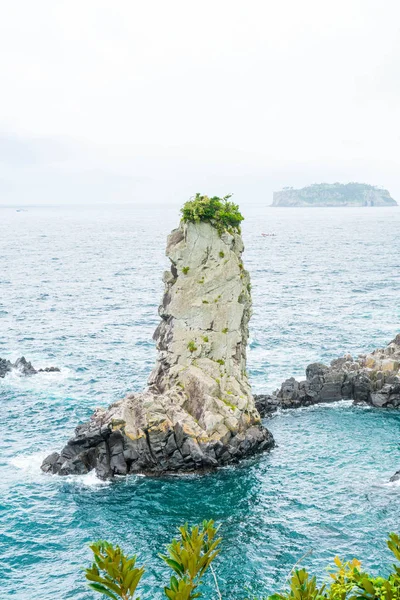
[42,195,274,478]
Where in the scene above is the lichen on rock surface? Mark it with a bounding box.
[42,197,274,479]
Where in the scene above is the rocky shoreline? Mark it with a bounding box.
[254,334,400,416]
[42,207,274,479]
[254,335,400,484]
[5,334,399,481]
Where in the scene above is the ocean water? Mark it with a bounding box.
[0,204,399,599]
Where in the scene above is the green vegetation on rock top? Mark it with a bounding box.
[181,193,244,233]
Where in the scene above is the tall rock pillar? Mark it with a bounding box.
[41,199,274,478]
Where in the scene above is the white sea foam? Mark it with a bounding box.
[10,451,111,487]
[3,366,73,387]
[10,451,47,476]
[382,478,400,488]
[273,398,354,416]
[63,469,111,487]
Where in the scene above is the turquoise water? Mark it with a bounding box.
[0,205,399,599]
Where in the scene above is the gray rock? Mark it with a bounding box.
[390,470,400,483]
[254,394,279,417]
[0,358,12,378]
[14,357,37,375]
[0,356,60,378]
[40,452,61,474]
[370,381,400,408]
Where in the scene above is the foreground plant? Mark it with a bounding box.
[85,529,400,599]
[86,520,221,600]
[85,540,145,599]
[160,520,222,599]
[265,533,400,600]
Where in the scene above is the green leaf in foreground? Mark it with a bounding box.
[85,540,144,600]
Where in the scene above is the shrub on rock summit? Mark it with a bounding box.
[181,193,244,234]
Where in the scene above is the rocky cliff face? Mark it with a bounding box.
[272,183,397,207]
[255,334,400,415]
[42,220,274,478]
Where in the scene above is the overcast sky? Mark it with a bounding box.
[0,0,399,205]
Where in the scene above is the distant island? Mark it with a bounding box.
[272,183,397,207]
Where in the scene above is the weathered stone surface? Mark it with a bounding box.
[255,335,400,416]
[42,220,274,478]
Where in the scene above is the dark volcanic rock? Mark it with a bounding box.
[253,394,279,415]
[41,452,61,474]
[352,373,372,404]
[390,470,400,483]
[14,357,37,375]
[255,336,400,416]
[45,404,274,480]
[0,358,12,378]
[0,356,60,378]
